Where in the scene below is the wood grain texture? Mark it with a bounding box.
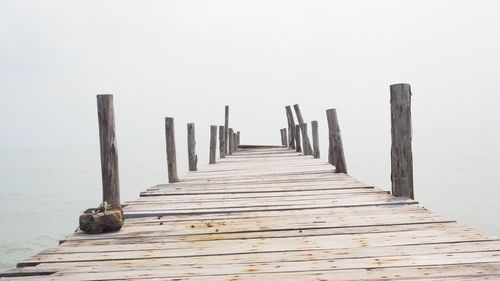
[285,106,296,149]
[326,109,347,173]
[209,125,217,164]
[96,95,120,208]
[311,120,320,158]
[224,105,229,154]
[187,123,197,171]
[165,117,178,183]
[218,125,225,159]
[390,83,414,199]
[4,147,500,280]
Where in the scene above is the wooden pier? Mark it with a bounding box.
[2,146,500,280]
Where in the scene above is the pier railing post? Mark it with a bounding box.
[285,106,296,149]
[311,121,320,158]
[224,105,229,154]
[228,128,234,155]
[299,123,312,155]
[237,131,241,149]
[165,117,179,183]
[209,125,217,164]
[326,109,347,173]
[187,123,197,171]
[96,94,120,208]
[390,83,414,199]
[219,125,225,158]
[293,104,313,154]
[294,124,302,153]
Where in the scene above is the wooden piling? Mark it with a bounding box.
[219,125,225,158]
[294,124,302,153]
[280,128,287,146]
[293,104,313,154]
[285,106,296,149]
[165,117,178,183]
[299,123,312,155]
[311,120,320,159]
[390,83,414,199]
[224,105,229,154]
[283,128,288,147]
[326,109,347,173]
[187,123,197,171]
[209,125,217,164]
[96,94,120,208]
[228,128,234,155]
[237,131,240,148]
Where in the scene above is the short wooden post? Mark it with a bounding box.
[219,125,225,158]
[237,131,240,148]
[311,121,320,158]
[228,128,234,155]
[326,109,347,173]
[165,117,178,183]
[282,128,288,147]
[294,124,302,153]
[233,132,237,151]
[96,95,120,208]
[280,129,286,146]
[209,125,217,164]
[390,83,414,199]
[285,106,296,149]
[299,123,312,155]
[224,105,229,154]
[293,104,313,154]
[187,123,197,171]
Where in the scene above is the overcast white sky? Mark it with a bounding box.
[1,0,499,152]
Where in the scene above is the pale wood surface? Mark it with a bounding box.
[2,147,499,280]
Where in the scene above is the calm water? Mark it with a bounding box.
[1,132,499,271]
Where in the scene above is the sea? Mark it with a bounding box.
[1,134,499,271]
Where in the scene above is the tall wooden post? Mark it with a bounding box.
[326,109,347,173]
[390,83,414,199]
[285,106,296,149]
[219,125,225,158]
[294,125,302,153]
[293,104,313,154]
[237,131,240,148]
[96,95,120,208]
[187,123,197,171]
[209,125,217,164]
[311,121,320,159]
[228,128,234,155]
[299,123,312,155]
[165,117,178,183]
[224,105,229,154]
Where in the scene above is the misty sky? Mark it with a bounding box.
[1,0,499,152]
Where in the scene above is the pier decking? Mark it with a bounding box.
[2,146,499,280]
